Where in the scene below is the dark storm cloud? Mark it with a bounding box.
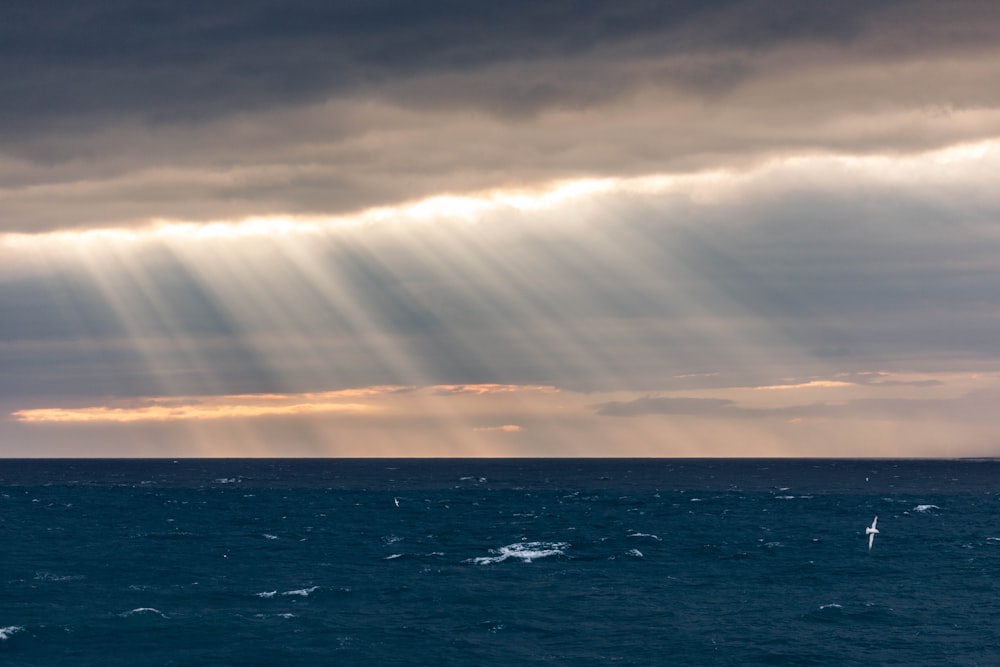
[3,1,1000,233]
[0,0,891,130]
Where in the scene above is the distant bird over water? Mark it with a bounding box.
[394,497,400,507]
[866,515,879,551]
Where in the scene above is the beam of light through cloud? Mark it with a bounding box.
[5,144,1000,410]
[3,3,1000,461]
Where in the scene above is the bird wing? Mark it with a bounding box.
[868,532,875,550]
[871,515,878,530]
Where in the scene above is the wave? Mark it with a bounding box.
[255,586,320,599]
[913,504,940,512]
[34,572,84,582]
[627,532,661,541]
[806,601,902,626]
[627,549,644,558]
[0,626,23,641]
[121,608,168,618]
[466,541,569,565]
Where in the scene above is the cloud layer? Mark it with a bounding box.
[3,2,1000,456]
[4,1,1000,232]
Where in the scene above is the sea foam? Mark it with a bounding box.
[627,532,662,541]
[34,571,84,582]
[121,608,167,618]
[0,626,23,640]
[467,541,569,565]
[257,586,320,598]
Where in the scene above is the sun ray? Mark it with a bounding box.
[4,140,1000,455]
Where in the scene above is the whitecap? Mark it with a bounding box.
[0,626,23,640]
[34,572,84,582]
[282,586,319,597]
[627,549,644,558]
[914,504,940,512]
[627,532,661,541]
[384,553,404,560]
[466,541,569,565]
[256,591,277,598]
[819,604,843,610]
[262,534,279,540]
[121,608,167,618]
[214,478,239,484]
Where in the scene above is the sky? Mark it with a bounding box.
[3,0,1000,457]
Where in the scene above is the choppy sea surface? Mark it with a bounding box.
[2,458,1000,665]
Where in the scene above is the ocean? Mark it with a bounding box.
[2,458,999,665]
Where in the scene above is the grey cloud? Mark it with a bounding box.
[783,392,1000,422]
[0,0,889,129]
[595,391,1000,422]
[4,1,1000,232]
[868,379,944,388]
[596,396,739,417]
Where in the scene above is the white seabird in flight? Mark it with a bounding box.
[866,515,879,551]
[394,497,400,508]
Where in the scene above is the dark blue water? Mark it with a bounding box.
[3,459,1000,665]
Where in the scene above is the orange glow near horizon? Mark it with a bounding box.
[10,384,558,425]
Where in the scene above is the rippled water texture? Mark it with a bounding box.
[2,459,1000,665]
